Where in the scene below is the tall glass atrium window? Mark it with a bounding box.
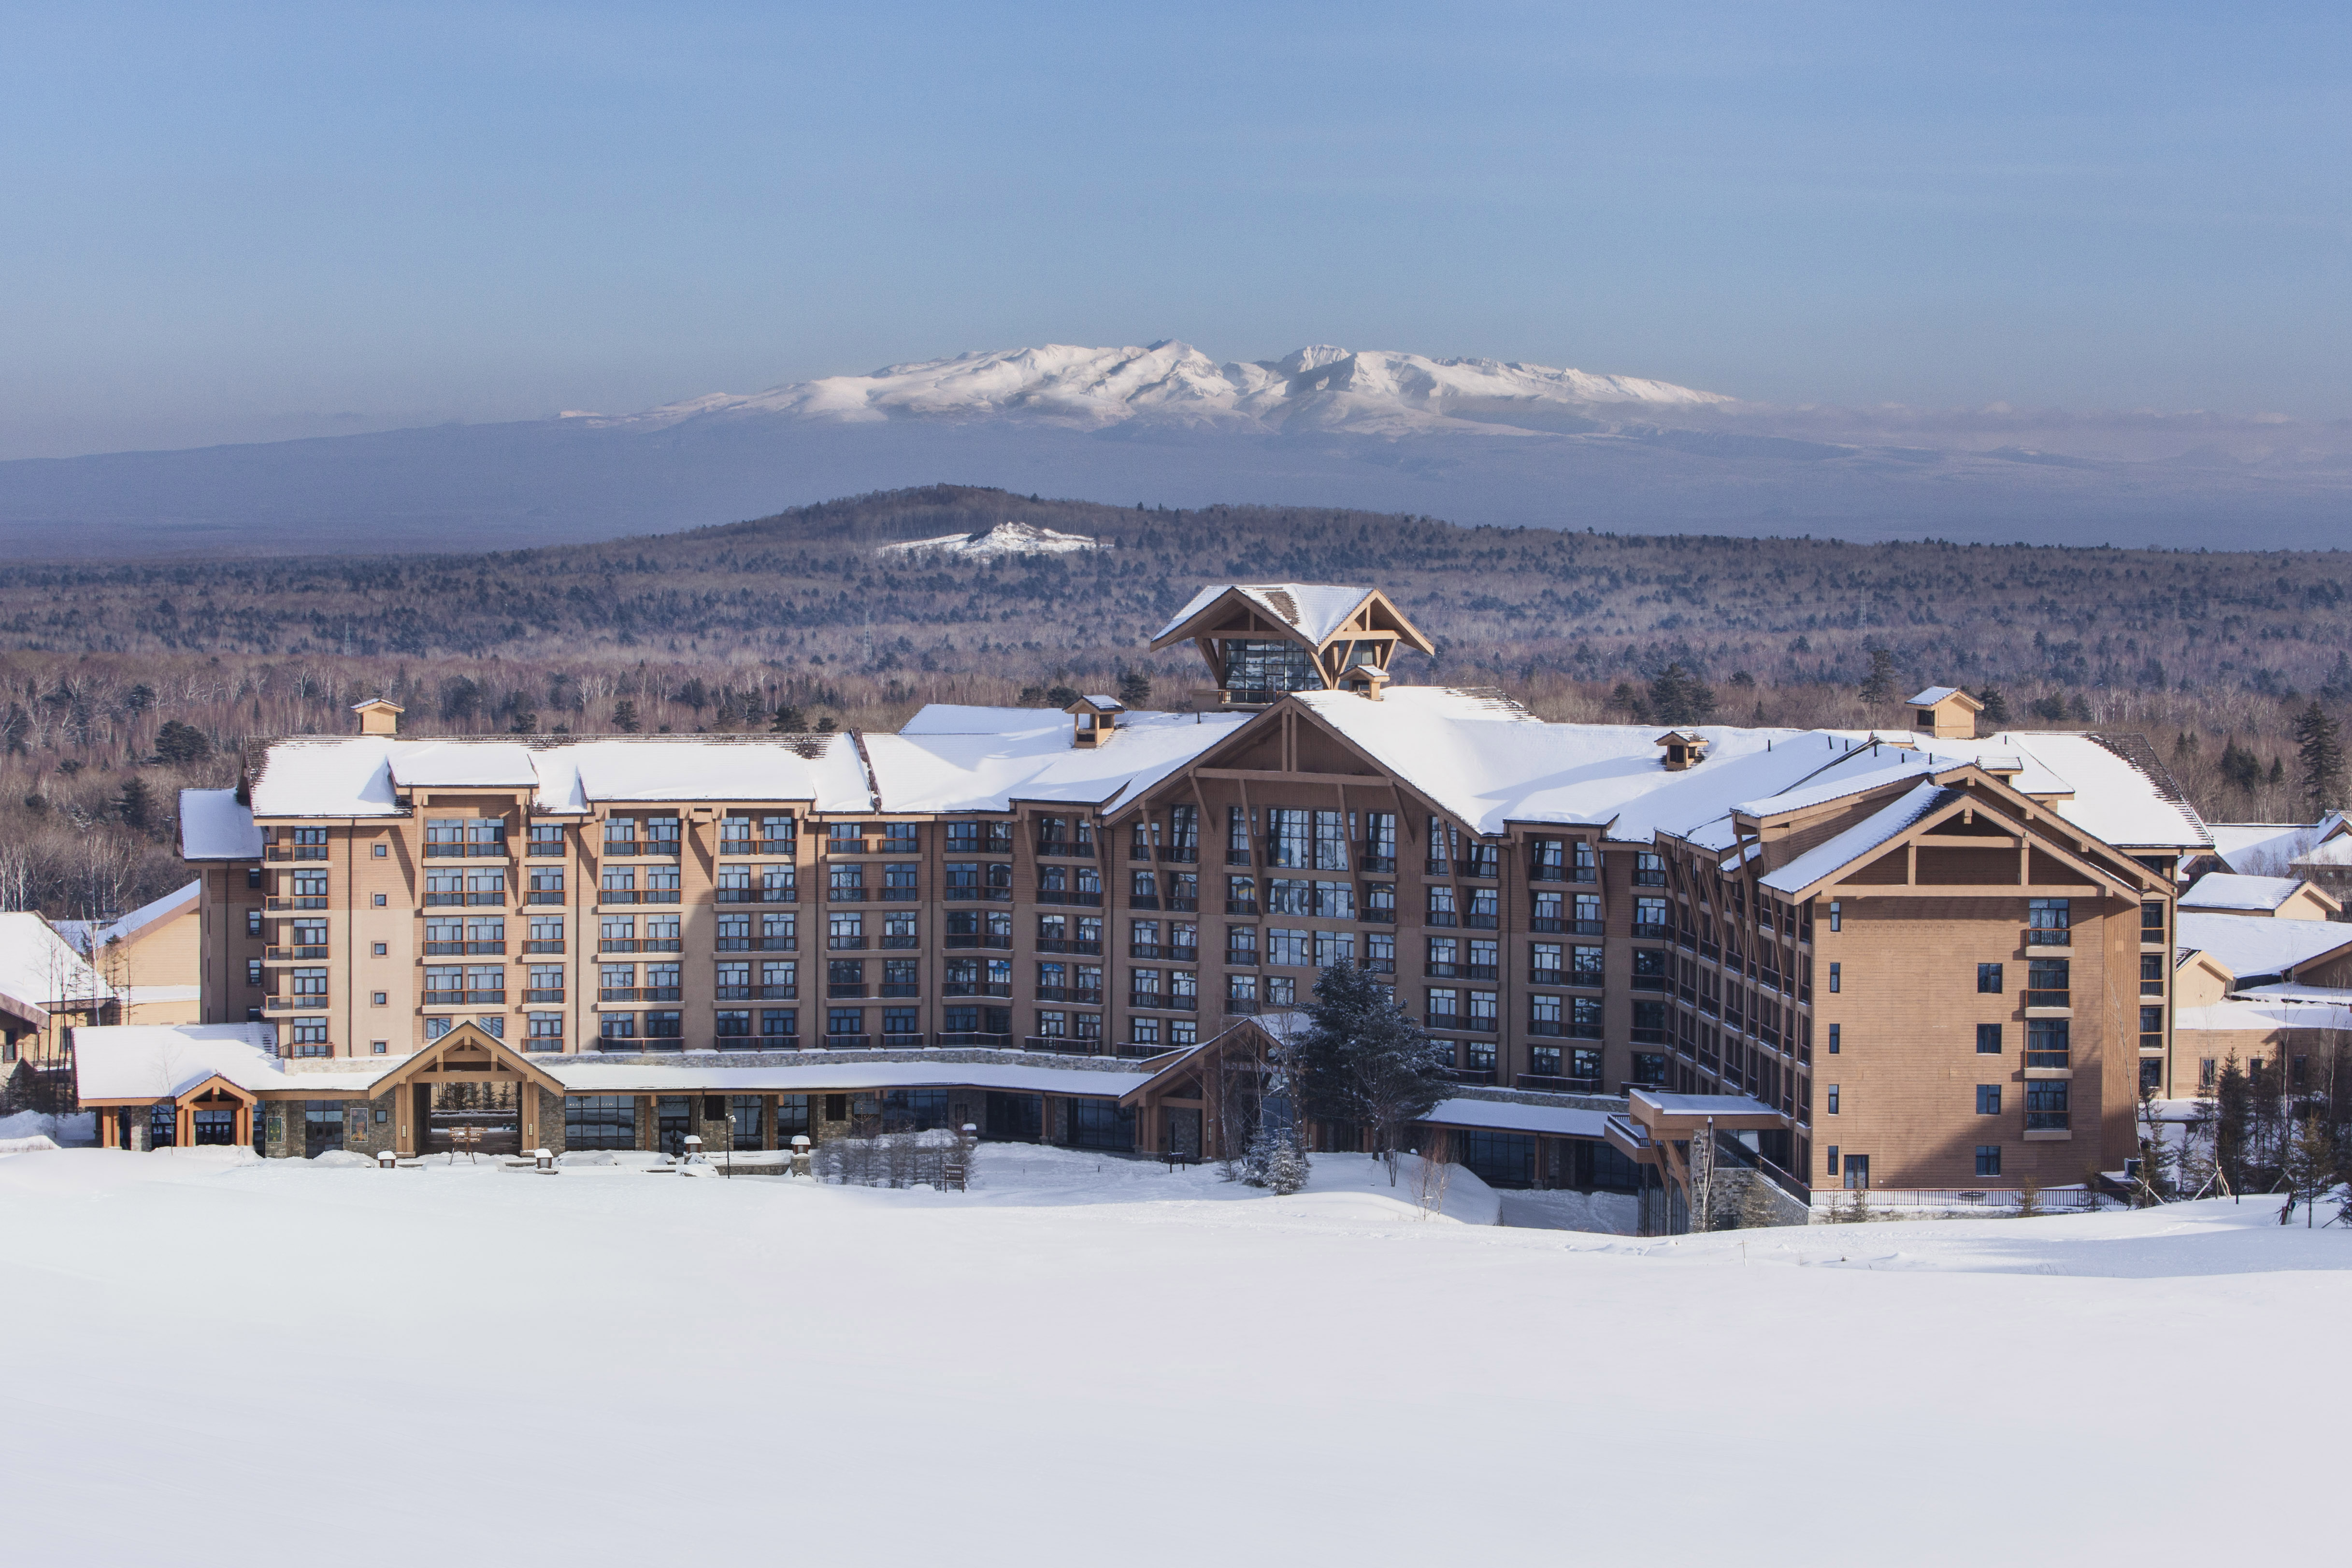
[1224,640,1321,694]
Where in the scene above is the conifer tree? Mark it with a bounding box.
[2281,1115,2337,1227]
[1116,668,1151,708]
[610,699,641,734]
[1646,663,1715,726]
[1858,648,1896,705]
[1977,687,2012,725]
[771,703,808,733]
[1291,960,1451,1184]
[2294,701,2346,815]
[2214,1053,2251,1197]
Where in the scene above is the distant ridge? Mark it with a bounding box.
[5,339,2351,560]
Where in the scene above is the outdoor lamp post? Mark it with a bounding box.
[790,1133,811,1178]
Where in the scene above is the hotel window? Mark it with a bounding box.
[1267,928,1310,967]
[1425,987,1460,1026]
[1633,898,1667,936]
[1132,1015,1161,1048]
[761,1008,798,1039]
[1426,885,1458,926]
[1170,1019,1197,1046]
[1630,1053,1668,1087]
[246,957,262,985]
[1466,990,1497,1032]
[1573,894,1602,933]
[1227,807,1249,861]
[2026,1018,2070,1069]
[290,1019,330,1056]
[1037,1009,1068,1038]
[2139,1007,2165,1052]
[1827,1023,1840,1055]
[1826,1085,1840,1114]
[566,1095,637,1150]
[1363,812,1397,871]
[1828,900,1841,932]
[1825,1146,1839,1177]
[829,913,864,950]
[1572,945,1604,983]
[1842,1154,1869,1190]
[2024,1080,2070,1131]
[598,1012,637,1041]
[1312,930,1355,967]
[716,1010,752,1040]
[1975,1145,2002,1178]
[2140,953,2165,995]
[2141,900,2166,937]
[1828,962,1842,993]
[2029,898,2071,944]
[526,1012,562,1047]
[1977,1023,2002,1054]
[1265,976,1296,1007]
[1976,1085,2002,1115]
[1977,963,2001,994]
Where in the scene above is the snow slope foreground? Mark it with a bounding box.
[0,1146,2340,1566]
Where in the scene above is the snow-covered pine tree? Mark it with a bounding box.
[1291,959,1453,1184]
[1266,1129,1310,1195]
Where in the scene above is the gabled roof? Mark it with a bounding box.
[1154,583,1380,645]
[180,788,264,859]
[0,913,113,1008]
[2180,873,2328,914]
[55,880,200,953]
[1757,782,1952,895]
[1907,686,1981,710]
[74,1023,291,1101]
[2175,912,2352,982]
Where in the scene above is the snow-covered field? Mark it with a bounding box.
[0,1143,2341,1566]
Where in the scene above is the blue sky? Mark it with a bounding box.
[4,1,2348,457]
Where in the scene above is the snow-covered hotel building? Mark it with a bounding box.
[82,584,2210,1226]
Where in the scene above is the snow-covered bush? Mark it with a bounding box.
[815,1129,971,1190]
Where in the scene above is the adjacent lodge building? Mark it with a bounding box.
[75,582,2218,1229]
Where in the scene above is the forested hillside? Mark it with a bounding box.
[2,485,2347,919]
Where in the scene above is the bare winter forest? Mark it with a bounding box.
[3,484,2348,920]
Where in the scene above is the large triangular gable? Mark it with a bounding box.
[366,1021,566,1097]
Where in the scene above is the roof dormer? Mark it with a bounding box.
[1655,730,1711,771]
[1907,686,1983,740]
[1065,695,1124,749]
[351,697,404,736]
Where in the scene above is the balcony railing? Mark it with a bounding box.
[2026,927,2071,947]
[1024,1035,1108,1056]
[1035,937,1102,955]
[820,1034,871,1050]
[878,982,919,998]
[1129,994,1196,1012]
[527,890,565,906]
[1445,1065,1496,1086]
[1035,889,1103,906]
[828,984,869,999]
[1033,986,1103,1004]
[717,1034,800,1050]
[600,839,682,859]
[2025,1111,2071,1131]
[936,1032,1013,1049]
[423,990,505,1007]
[423,941,506,956]
[598,889,682,905]
[268,897,330,911]
[523,989,564,1003]
[265,846,330,861]
[263,996,330,1011]
[523,939,565,954]
[1514,1074,1605,1093]
[717,838,797,858]
[946,933,1013,949]
[2024,990,2070,1010]
[943,981,1012,997]
[600,938,684,953]
[2024,1050,2071,1071]
[1157,845,1198,863]
[424,843,508,859]
[263,946,330,961]
[716,887,797,904]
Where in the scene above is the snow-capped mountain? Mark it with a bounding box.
[574,342,1731,437]
[875,520,1103,559]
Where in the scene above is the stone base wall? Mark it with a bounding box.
[344,1091,397,1158]
[536,1088,567,1156]
[262,1102,297,1159]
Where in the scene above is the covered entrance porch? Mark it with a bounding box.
[373,1024,565,1158]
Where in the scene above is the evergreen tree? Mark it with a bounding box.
[610,699,641,734]
[153,719,210,765]
[2281,1115,2336,1227]
[1291,960,1452,1184]
[771,703,808,733]
[2323,650,2352,702]
[115,776,154,832]
[1858,648,1896,705]
[1646,663,1716,726]
[2219,737,2263,791]
[1044,684,1082,709]
[1605,681,1648,721]
[507,709,538,735]
[1265,1128,1310,1195]
[1977,687,2012,725]
[2294,701,2346,815]
[1116,668,1152,708]
[2214,1053,2251,1197]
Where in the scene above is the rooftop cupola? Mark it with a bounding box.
[1907,686,1983,740]
[1065,694,1124,749]
[351,697,405,737]
[1654,730,1711,771]
[1149,584,1434,710]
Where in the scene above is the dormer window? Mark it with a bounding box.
[1654,730,1711,771]
[1064,695,1124,749]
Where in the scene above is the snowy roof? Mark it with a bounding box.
[245,735,874,818]
[179,788,263,859]
[2235,983,2352,1007]
[2207,820,2336,873]
[72,1023,293,1100]
[55,881,200,953]
[0,914,113,1007]
[1907,686,1977,708]
[1153,583,1375,645]
[1760,782,1951,894]
[2180,873,2314,912]
[2174,999,2352,1036]
[2293,835,2352,870]
[1421,1097,1610,1139]
[545,1055,1149,1097]
[2175,912,2352,982]
[864,705,1247,813]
